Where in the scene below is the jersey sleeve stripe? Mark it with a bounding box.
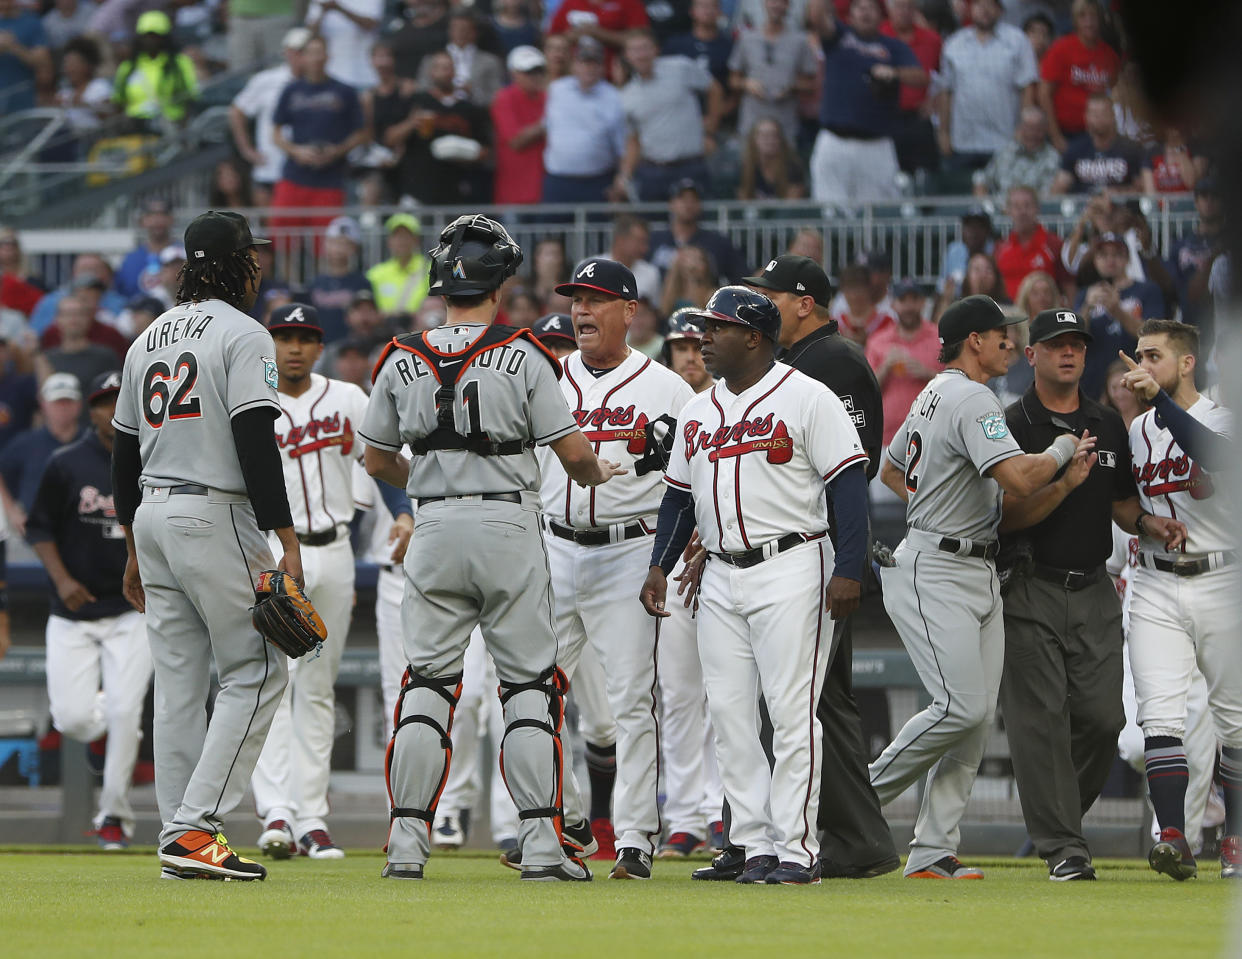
[663,475,691,490]
[535,423,578,446]
[358,428,402,452]
[112,418,139,436]
[822,451,869,482]
[975,446,1023,476]
[228,397,281,417]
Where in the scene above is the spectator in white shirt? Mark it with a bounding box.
[306,0,382,89]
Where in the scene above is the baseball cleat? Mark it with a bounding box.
[159,831,267,881]
[609,847,653,880]
[657,832,706,858]
[97,817,128,851]
[521,859,592,882]
[763,861,822,885]
[1049,856,1096,881]
[708,820,725,852]
[258,820,296,859]
[160,866,224,881]
[589,817,616,861]
[433,812,465,850]
[735,855,780,884]
[1149,828,1197,881]
[561,818,600,859]
[1221,836,1240,879]
[382,862,425,880]
[299,829,345,860]
[906,856,984,879]
[499,844,522,871]
[822,855,900,879]
[691,845,746,881]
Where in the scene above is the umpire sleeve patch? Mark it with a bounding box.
[839,394,865,428]
[977,411,1010,440]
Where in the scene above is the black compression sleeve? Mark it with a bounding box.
[650,486,697,574]
[1151,390,1232,471]
[111,430,143,526]
[826,463,868,580]
[231,407,293,530]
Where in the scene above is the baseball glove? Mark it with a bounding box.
[251,570,327,659]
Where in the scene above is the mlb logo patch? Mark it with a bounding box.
[1098,450,1116,467]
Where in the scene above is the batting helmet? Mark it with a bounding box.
[691,286,781,343]
[427,214,524,297]
[664,307,705,344]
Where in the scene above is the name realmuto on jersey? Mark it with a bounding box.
[393,342,527,386]
[144,312,213,351]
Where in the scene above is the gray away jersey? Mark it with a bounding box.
[113,298,281,493]
[360,324,578,497]
[885,368,1023,542]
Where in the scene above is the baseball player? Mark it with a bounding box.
[111,210,298,881]
[870,295,1094,880]
[641,286,870,885]
[361,213,624,882]
[1116,319,1239,881]
[534,257,695,881]
[249,303,370,861]
[27,371,152,850]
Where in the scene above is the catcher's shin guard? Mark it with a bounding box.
[498,666,572,850]
[385,668,464,855]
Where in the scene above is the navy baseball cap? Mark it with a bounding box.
[937,295,1022,346]
[532,312,576,347]
[892,277,923,298]
[742,254,831,308]
[1028,308,1093,345]
[88,370,123,405]
[267,303,323,338]
[555,258,638,300]
[184,210,269,262]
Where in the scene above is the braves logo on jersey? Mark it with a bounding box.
[1133,452,1215,501]
[682,414,793,464]
[278,413,356,459]
[575,404,648,453]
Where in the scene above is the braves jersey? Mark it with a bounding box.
[113,298,280,493]
[538,349,694,527]
[886,368,1024,542]
[1128,396,1233,555]
[275,373,370,534]
[361,324,577,497]
[664,362,866,554]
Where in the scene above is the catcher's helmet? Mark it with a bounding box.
[691,285,781,343]
[664,307,705,344]
[427,214,524,296]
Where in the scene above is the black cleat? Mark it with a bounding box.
[521,859,592,881]
[562,818,600,858]
[1049,856,1096,881]
[735,855,780,884]
[381,862,424,880]
[691,845,746,881]
[821,855,900,879]
[609,847,652,880]
[764,860,822,885]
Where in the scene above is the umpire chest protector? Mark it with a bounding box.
[373,326,563,456]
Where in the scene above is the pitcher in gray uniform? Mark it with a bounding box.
[361,214,624,882]
[111,211,301,881]
[870,295,1095,879]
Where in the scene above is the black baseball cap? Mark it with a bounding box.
[858,248,892,272]
[532,312,576,346]
[961,204,992,226]
[88,370,123,405]
[1028,308,1093,344]
[937,294,1022,346]
[669,178,702,199]
[892,277,923,298]
[184,210,269,262]
[267,302,323,338]
[1094,231,1128,251]
[742,255,831,308]
[554,258,637,300]
[351,288,377,307]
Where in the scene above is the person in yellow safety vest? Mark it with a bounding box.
[112,10,199,125]
[365,213,430,318]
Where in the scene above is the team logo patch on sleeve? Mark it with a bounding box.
[977,412,1009,440]
[263,356,278,390]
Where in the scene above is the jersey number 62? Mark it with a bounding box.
[143,351,202,428]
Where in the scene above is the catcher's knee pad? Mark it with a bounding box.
[497,666,569,828]
[386,668,463,830]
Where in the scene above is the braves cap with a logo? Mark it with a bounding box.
[532,312,576,347]
[1028,307,1093,344]
[554,258,637,301]
[88,370,123,405]
[741,254,831,308]
[937,294,1022,346]
[267,302,323,338]
[184,211,270,261]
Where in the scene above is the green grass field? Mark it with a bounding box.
[4,848,1237,958]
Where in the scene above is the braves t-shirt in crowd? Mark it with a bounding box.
[818,21,920,138]
[272,77,364,190]
[1075,278,1166,399]
[1059,133,1142,192]
[1039,33,1119,137]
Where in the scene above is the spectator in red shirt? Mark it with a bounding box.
[864,277,942,445]
[548,0,649,73]
[995,184,1066,300]
[881,0,941,174]
[491,46,548,205]
[1038,0,1119,152]
[831,264,890,345]
[0,228,44,318]
[1142,127,1200,196]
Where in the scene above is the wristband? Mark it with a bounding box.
[1044,434,1077,470]
[1135,511,1152,537]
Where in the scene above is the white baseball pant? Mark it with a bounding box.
[810,128,902,205]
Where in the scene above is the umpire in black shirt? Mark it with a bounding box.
[998,309,1184,881]
[744,255,898,878]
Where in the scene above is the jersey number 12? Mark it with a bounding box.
[142,352,202,428]
[904,430,924,493]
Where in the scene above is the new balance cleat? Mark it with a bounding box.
[433,812,465,850]
[657,831,705,858]
[562,818,600,859]
[906,856,984,879]
[97,817,127,851]
[299,829,345,860]
[1149,828,1197,881]
[521,859,592,882]
[159,831,267,880]
[258,819,296,859]
[736,854,780,884]
[764,861,822,885]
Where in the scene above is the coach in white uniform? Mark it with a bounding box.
[642,286,870,885]
[537,258,694,881]
[251,303,370,860]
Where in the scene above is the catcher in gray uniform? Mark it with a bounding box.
[361,214,624,882]
[869,296,1094,879]
[111,211,301,881]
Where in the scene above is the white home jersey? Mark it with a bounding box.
[538,349,694,527]
[664,362,866,554]
[275,373,371,534]
[1128,396,1233,555]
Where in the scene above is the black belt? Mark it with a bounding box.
[714,532,809,569]
[824,124,885,142]
[420,492,523,506]
[546,519,651,546]
[1139,550,1237,577]
[298,527,341,547]
[169,484,208,496]
[1030,562,1105,591]
[938,536,998,560]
